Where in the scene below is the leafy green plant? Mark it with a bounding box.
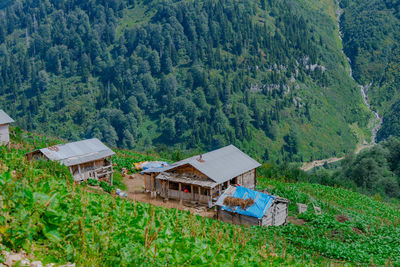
[87,179,99,186]
[1,133,399,265]
[100,181,115,194]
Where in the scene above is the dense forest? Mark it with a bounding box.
[0,0,370,162]
[340,0,400,141]
[262,136,400,202]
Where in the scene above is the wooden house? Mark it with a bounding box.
[0,110,14,144]
[142,145,261,206]
[26,138,115,183]
[215,186,289,226]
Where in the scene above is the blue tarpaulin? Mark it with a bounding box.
[142,161,169,170]
[222,186,274,219]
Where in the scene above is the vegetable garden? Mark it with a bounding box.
[0,130,399,265]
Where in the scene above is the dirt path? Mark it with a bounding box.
[300,157,344,171]
[122,174,215,218]
[300,142,375,171]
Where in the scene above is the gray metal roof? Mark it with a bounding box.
[39,138,115,166]
[0,110,14,125]
[144,145,261,184]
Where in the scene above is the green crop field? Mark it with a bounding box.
[0,129,399,265]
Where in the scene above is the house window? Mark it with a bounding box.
[182,185,191,193]
[169,182,179,190]
[200,187,208,196]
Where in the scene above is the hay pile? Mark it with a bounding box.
[223,196,255,209]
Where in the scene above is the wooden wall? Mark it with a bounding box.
[236,169,256,189]
[217,201,288,227]
[70,158,112,182]
[26,151,45,161]
[159,183,211,204]
[217,208,260,226]
[171,164,209,179]
[262,202,288,226]
[0,124,10,144]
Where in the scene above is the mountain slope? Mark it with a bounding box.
[0,129,399,265]
[0,0,370,162]
[339,0,400,141]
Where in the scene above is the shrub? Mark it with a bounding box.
[87,179,99,186]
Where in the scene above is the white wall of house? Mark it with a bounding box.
[0,124,10,144]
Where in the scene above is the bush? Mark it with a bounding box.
[100,181,115,193]
[87,179,99,186]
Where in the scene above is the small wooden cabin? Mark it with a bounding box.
[142,145,261,206]
[26,138,115,183]
[0,110,14,144]
[215,186,289,226]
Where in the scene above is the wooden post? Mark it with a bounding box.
[78,164,83,181]
[144,174,148,192]
[191,184,194,201]
[150,173,157,198]
[208,188,212,208]
[162,181,168,200]
[167,180,169,199]
[110,160,113,185]
[254,168,257,189]
[150,173,154,191]
[179,183,182,203]
[198,186,201,200]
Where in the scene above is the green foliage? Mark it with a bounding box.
[1,132,400,265]
[338,137,400,199]
[272,137,400,202]
[99,181,115,194]
[340,0,400,140]
[0,0,370,162]
[87,179,99,186]
[256,179,400,265]
[378,97,400,140]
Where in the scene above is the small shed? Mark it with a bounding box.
[0,110,14,144]
[215,186,289,226]
[142,144,261,205]
[26,138,115,183]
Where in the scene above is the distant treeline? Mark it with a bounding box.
[260,137,400,202]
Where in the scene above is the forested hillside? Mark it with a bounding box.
[265,137,400,202]
[0,0,370,162]
[340,0,400,141]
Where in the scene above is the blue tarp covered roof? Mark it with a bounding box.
[219,186,275,219]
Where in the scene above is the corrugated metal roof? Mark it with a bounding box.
[215,186,275,219]
[143,145,261,184]
[39,138,115,166]
[0,110,14,125]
